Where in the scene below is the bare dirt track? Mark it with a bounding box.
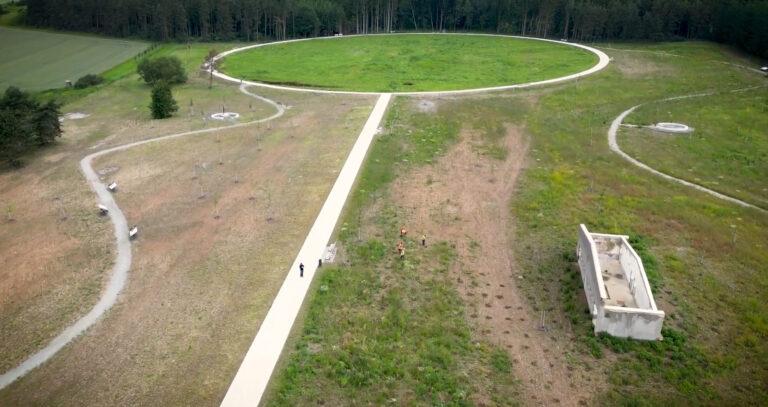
[394,123,597,406]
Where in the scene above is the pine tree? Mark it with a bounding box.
[35,100,62,145]
[150,81,179,119]
[0,87,62,167]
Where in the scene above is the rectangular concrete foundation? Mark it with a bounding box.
[577,224,665,341]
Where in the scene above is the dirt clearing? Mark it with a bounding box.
[393,125,598,406]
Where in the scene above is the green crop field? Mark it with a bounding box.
[0,27,148,91]
[220,34,597,92]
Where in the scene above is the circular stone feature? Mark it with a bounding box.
[219,34,598,92]
[211,112,241,121]
[650,122,693,134]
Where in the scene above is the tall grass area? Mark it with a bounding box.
[267,98,521,406]
[620,88,768,209]
[512,42,768,404]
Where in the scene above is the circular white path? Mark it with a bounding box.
[608,86,766,213]
[211,33,610,96]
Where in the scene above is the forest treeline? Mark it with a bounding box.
[24,0,768,58]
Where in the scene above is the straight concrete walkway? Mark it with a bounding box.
[220,93,392,407]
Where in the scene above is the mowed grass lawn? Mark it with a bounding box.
[220,34,597,92]
[0,26,148,91]
[619,88,768,208]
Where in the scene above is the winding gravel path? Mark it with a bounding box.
[608,87,767,213]
[0,84,285,390]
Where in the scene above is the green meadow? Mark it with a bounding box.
[220,34,597,92]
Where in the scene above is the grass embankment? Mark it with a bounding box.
[0,26,149,92]
[620,88,768,208]
[220,34,597,92]
[268,98,521,405]
[268,41,768,406]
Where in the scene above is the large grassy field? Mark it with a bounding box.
[0,26,148,91]
[266,41,768,406]
[619,88,768,209]
[2,29,767,406]
[220,34,597,92]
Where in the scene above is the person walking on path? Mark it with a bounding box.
[421,234,427,247]
[299,263,304,277]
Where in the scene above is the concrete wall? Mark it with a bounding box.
[617,238,657,311]
[597,306,665,341]
[577,225,606,318]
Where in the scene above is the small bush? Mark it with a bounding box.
[150,81,178,119]
[74,74,104,89]
[137,56,187,85]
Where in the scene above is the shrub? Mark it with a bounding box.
[150,81,178,119]
[137,56,187,85]
[74,74,104,89]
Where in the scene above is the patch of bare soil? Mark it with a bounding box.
[415,99,438,113]
[393,126,599,406]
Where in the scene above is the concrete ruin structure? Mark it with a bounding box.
[577,224,665,340]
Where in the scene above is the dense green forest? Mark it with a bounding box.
[22,0,768,58]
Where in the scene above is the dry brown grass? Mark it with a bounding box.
[0,74,279,374]
[0,70,376,405]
